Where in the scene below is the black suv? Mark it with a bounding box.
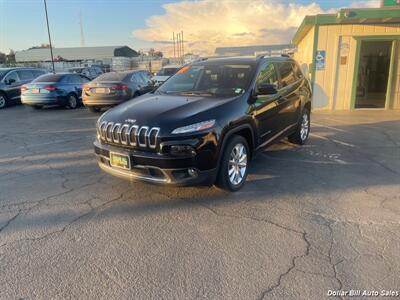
[94,56,311,191]
[0,67,47,109]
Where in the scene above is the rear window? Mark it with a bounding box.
[33,74,65,82]
[93,72,128,82]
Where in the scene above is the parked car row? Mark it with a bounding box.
[0,67,155,111]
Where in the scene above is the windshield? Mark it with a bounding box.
[93,72,127,82]
[157,67,179,76]
[157,63,254,97]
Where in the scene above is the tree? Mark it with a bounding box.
[28,43,51,50]
[0,52,6,64]
[148,48,163,58]
[6,50,16,64]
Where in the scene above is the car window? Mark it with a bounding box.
[277,62,296,88]
[89,68,97,76]
[134,73,145,85]
[292,62,304,80]
[254,63,279,104]
[131,74,138,83]
[256,63,279,87]
[4,71,20,83]
[138,72,149,84]
[17,70,34,80]
[82,69,91,77]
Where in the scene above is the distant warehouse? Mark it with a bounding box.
[15,46,138,62]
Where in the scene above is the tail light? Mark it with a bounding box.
[44,85,57,91]
[21,85,28,92]
[111,84,128,90]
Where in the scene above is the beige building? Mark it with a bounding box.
[292,6,400,110]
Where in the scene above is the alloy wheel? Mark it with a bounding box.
[0,95,6,109]
[69,95,77,109]
[228,143,248,186]
[300,112,309,141]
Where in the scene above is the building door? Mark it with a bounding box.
[355,41,393,109]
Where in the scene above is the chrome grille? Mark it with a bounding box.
[98,121,160,149]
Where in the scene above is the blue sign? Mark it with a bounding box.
[316,50,326,70]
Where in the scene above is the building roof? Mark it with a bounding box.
[15,46,138,62]
[292,6,400,44]
[215,44,295,56]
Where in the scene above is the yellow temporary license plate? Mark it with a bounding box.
[110,152,130,170]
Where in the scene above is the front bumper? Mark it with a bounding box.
[94,141,217,186]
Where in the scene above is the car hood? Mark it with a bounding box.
[100,93,237,133]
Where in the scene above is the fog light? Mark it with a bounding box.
[188,168,197,177]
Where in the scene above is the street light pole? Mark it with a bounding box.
[43,0,55,73]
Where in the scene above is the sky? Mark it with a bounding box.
[0,0,380,56]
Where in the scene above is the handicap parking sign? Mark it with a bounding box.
[316,50,326,70]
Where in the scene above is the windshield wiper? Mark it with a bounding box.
[179,91,213,96]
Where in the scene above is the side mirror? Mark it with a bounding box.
[256,83,278,95]
[6,78,16,85]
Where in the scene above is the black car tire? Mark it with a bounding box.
[66,94,78,109]
[32,105,42,110]
[0,92,8,109]
[288,108,310,145]
[88,106,100,113]
[216,135,249,192]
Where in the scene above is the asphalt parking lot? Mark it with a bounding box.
[0,105,399,299]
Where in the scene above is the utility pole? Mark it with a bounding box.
[173,32,176,58]
[177,33,180,60]
[79,11,85,47]
[43,0,55,73]
[181,30,184,63]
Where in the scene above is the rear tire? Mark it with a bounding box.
[32,105,42,110]
[66,94,78,109]
[0,92,8,109]
[88,106,100,113]
[288,108,310,145]
[216,135,249,192]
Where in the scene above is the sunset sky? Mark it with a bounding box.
[0,0,380,55]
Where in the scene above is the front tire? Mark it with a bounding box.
[0,92,8,109]
[288,108,310,145]
[66,94,78,109]
[216,135,249,192]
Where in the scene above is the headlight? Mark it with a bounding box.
[171,120,216,134]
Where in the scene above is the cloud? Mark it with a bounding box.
[349,0,380,8]
[133,0,326,56]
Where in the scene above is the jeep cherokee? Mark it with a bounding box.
[94,56,311,191]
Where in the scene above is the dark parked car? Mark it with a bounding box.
[69,66,103,80]
[94,56,311,191]
[21,73,90,109]
[0,67,47,109]
[83,70,154,112]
